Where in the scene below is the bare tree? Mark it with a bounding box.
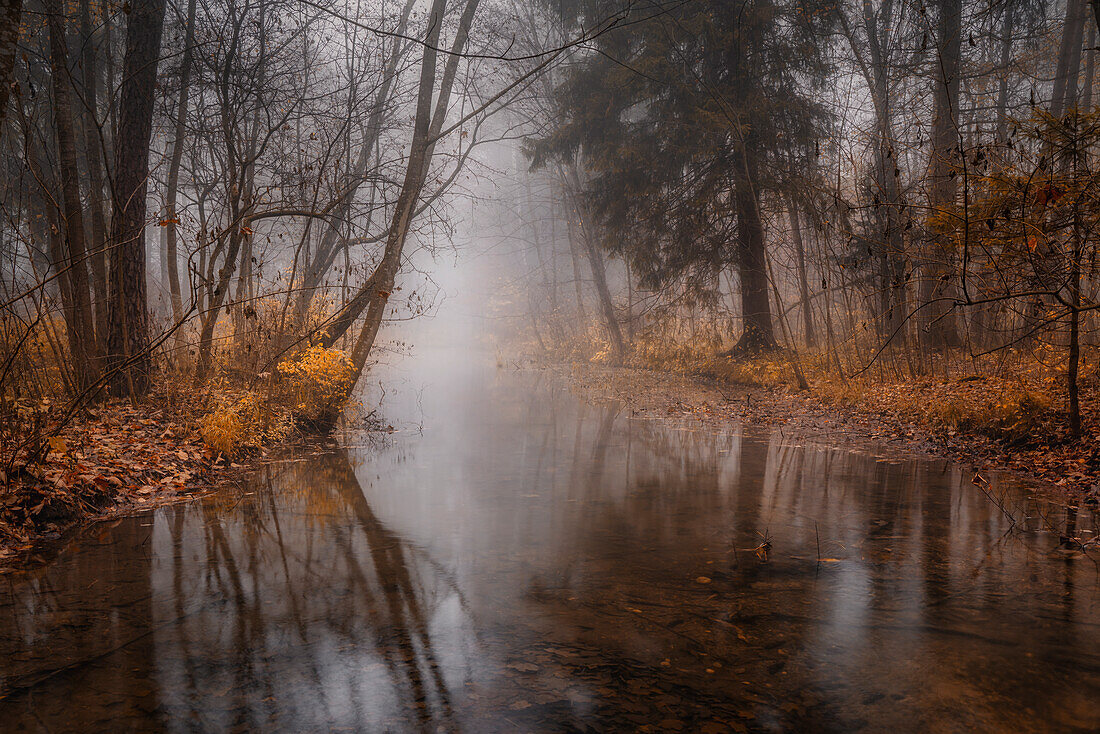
[44,0,96,386]
[320,0,483,374]
[106,0,167,397]
[922,0,963,349]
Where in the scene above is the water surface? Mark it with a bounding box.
[2,350,1098,732]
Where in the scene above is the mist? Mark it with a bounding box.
[2,1,1100,730]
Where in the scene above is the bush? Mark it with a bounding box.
[926,387,1051,444]
[199,405,246,456]
[276,346,357,427]
[199,390,294,457]
[197,347,356,454]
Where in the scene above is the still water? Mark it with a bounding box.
[1,349,1098,732]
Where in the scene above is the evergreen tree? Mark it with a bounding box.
[530,0,835,351]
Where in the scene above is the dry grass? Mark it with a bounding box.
[922,385,1052,443]
[196,345,357,457]
[522,313,1086,448]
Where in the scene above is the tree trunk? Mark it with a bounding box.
[843,0,908,346]
[194,229,243,382]
[730,158,777,353]
[347,0,484,372]
[1069,212,1082,438]
[922,0,963,350]
[194,0,265,382]
[163,0,196,329]
[106,0,166,397]
[563,164,624,360]
[787,203,815,348]
[564,202,587,324]
[289,0,417,327]
[321,0,479,374]
[0,0,22,146]
[79,0,109,351]
[1083,17,1096,110]
[1053,0,1087,118]
[1065,1,1088,114]
[995,5,1013,145]
[45,0,96,387]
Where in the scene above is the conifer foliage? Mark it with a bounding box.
[529,0,835,352]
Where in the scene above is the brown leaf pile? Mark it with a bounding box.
[0,403,232,564]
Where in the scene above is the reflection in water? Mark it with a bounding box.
[1,359,1098,732]
[0,451,471,732]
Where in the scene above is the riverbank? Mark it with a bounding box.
[559,360,1100,508]
[0,401,259,572]
[4,352,1097,732]
[0,346,367,571]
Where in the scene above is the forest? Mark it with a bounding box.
[0,0,1098,549]
[0,0,1097,535]
[1,0,1099,729]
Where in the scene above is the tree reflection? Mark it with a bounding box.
[2,372,1099,732]
[508,398,1100,732]
[0,448,470,732]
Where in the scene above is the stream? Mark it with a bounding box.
[1,347,1098,732]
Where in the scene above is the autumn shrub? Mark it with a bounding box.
[196,346,355,454]
[276,346,357,427]
[199,390,293,457]
[0,316,72,402]
[925,387,1051,444]
[199,405,246,456]
[631,332,719,372]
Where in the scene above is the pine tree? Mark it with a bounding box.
[529,0,835,352]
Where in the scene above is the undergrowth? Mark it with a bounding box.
[198,346,358,457]
[521,315,1082,448]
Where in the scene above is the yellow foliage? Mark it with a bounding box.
[199,390,294,457]
[199,406,246,456]
[702,356,792,388]
[276,346,357,426]
[195,347,355,455]
[631,333,718,372]
[925,387,1051,443]
[1,316,73,401]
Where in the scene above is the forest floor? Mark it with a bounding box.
[0,345,375,572]
[558,359,1100,507]
[0,402,263,573]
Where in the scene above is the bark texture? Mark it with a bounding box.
[0,0,21,142]
[45,0,96,386]
[922,0,963,350]
[730,160,777,354]
[106,0,167,396]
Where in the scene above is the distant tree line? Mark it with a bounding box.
[4,0,1100,436]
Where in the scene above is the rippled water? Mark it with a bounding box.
[1,349,1098,732]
